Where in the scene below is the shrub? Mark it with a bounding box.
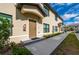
[43,34,53,38]
[0,17,11,53]
[53,33,61,36]
[43,33,62,39]
[10,42,32,55]
[12,47,32,55]
[10,42,18,48]
[0,17,11,47]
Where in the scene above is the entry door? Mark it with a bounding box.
[29,19,36,38]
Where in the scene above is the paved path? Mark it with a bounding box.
[25,33,69,55]
[75,33,79,40]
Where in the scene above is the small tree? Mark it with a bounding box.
[0,17,11,49]
[69,26,74,31]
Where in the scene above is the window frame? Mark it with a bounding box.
[55,15,58,21]
[43,5,49,16]
[52,26,54,33]
[43,23,49,33]
[55,26,58,32]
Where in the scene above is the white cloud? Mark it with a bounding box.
[65,21,79,25]
[74,17,79,21]
[57,3,65,5]
[74,21,79,23]
[65,4,79,14]
[57,7,63,11]
[57,3,72,5]
[62,14,78,20]
[66,3,72,5]
[56,3,72,6]
[65,22,74,25]
[64,16,79,25]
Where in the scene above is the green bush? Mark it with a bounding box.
[0,17,11,49]
[12,47,32,55]
[10,42,17,48]
[43,33,62,39]
[0,17,11,54]
[43,34,53,38]
[53,33,62,36]
[11,42,32,55]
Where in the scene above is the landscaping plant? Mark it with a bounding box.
[10,42,32,55]
[0,17,11,53]
[43,33,62,39]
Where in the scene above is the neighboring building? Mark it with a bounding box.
[64,23,79,32]
[0,3,63,43]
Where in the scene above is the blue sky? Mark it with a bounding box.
[50,3,79,25]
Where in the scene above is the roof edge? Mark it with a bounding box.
[44,3,63,21]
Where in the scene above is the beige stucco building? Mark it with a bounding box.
[0,3,63,43]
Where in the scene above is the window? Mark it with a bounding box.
[61,27,63,31]
[52,26,58,32]
[55,26,58,32]
[0,12,12,35]
[55,15,57,21]
[43,5,49,16]
[52,26,54,32]
[43,23,49,33]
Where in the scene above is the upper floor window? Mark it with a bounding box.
[43,5,49,16]
[0,12,12,36]
[55,15,58,21]
[43,23,49,33]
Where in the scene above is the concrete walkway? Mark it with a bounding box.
[25,33,69,55]
[75,33,79,40]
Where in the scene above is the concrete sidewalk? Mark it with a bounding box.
[25,33,68,55]
[75,33,79,40]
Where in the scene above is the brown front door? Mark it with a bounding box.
[29,19,36,38]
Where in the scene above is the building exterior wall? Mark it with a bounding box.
[11,9,30,43]
[57,17,63,32]
[42,10,56,35]
[36,20,43,37]
[0,3,63,43]
[12,8,43,43]
[21,5,44,38]
[0,3,20,43]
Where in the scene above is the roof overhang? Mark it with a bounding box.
[44,3,63,21]
[16,3,47,17]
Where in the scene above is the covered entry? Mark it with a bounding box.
[18,3,45,39]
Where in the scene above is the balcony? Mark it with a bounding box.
[21,5,44,19]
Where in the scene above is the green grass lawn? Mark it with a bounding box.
[51,32,79,55]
